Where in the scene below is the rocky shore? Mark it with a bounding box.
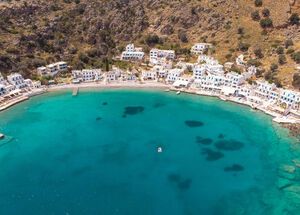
[282,123,300,139]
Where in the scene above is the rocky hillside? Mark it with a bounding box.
[1,0,300,88]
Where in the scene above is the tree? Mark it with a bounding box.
[254,0,263,7]
[254,48,264,58]
[276,46,284,55]
[278,54,286,65]
[292,73,300,89]
[237,27,245,35]
[285,39,294,48]
[292,52,300,63]
[238,42,250,52]
[145,34,162,46]
[251,11,261,21]
[270,63,278,72]
[262,8,270,17]
[178,31,188,43]
[289,13,300,25]
[260,18,273,28]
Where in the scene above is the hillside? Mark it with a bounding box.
[1,0,300,88]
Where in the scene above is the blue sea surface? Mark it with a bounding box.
[0,89,299,215]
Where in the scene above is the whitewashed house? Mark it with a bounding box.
[166,68,183,83]
[149,49,175,65]
[173,75,193,88]
[72,69,102,82]
[255,80,278,101]
[121,44,144,61]
[121,71,136,81]
[106,71,117,82]
[236,54,246,67]
[142,70,157,80]
[198,55,218,65]
[193,65,206,80]
[224,72,245,88]
[152,65,168,78]
[7,73,27,89]
[279,89,300,109]
[191,43,212,55]
[37,61,68,76]
[237,85,253,97]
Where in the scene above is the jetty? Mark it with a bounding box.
[72,87,79,96]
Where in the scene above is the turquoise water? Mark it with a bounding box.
[0,89,300,215]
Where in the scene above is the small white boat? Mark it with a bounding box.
[0,133,4,140]
[157,147,163,153]
[165,89,170,92]
[176,91,181,95]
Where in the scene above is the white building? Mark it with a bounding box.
[191,43,212,55]
[198,55,218,65]
[7,73,27,89]
[255,80,278,101]
[121,44,144,61]
[72,69,102,82]
[166,68,183,83]
[279,89,300,109]
[173,76,193,88]
[106,71,117,82]
[224,72,245,88]
[236,54,246,67]
[152,65,168,78]
[149,49,175,65]
[121,71,136,81]
[37,61,68,76]
[142,70,157,80]
[193,65,206,80]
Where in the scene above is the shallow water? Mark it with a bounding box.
[0,89,299,215]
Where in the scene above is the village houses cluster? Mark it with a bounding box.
[116,43,300,111]
[0,73,41,98]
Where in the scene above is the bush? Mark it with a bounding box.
[262,8,270,17]
[178,31,188,43]
[251,10,261,21]
[247,59,261,67]
[286,48,295,55]
[254,48,264,58]
[255,0,263,7]
[260,18,273,28]
[292,73,300,89]
[292,52,300,63]
[270,63,278,72]
[278,54,286,65]
[285,39,294,48]
[238,42,250,52]
[289,13,300,25]
[145,34,162,46]
[237,27,245,35]
[276,46,284,55]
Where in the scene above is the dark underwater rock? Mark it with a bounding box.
[123,106,145,116]
[167,173,181,183]
[224,164,244,172]
[196,136,213,145]
[96,117,102,121]
[185,120,204,127]
[202,148,224,161]
[178,179,192,190]
[102,102,108,106]
[215,139,244,151]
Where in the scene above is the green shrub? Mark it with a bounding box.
[276,46,284,55]
[254,48,264,58]
[262,8,270,17]
[278,54,286,65]
[285,39,294,48]
[251,11,260,21]
[289,13,300,25]
[260,18,273,28]
[254,0,263,7]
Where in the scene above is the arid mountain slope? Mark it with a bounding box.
[1,0,300,88]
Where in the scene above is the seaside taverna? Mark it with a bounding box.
[1,43,300,124]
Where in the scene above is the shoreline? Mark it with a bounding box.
[1,81,300,137]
